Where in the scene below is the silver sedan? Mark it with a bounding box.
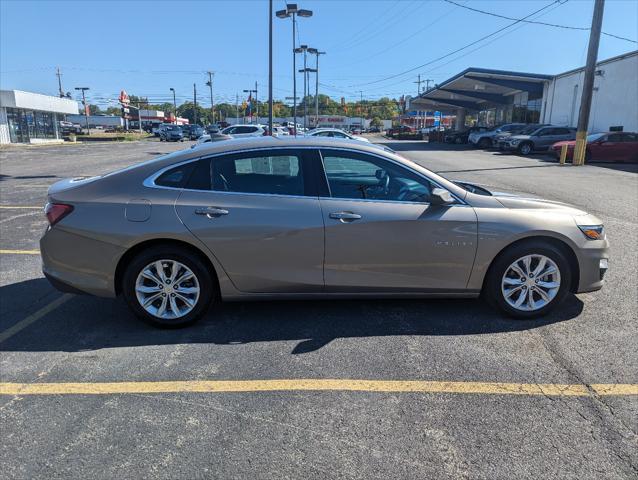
[41,137,609,327]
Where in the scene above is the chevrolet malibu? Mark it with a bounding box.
[41,137,609,327]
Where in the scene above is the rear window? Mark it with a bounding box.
[155,163,195,188]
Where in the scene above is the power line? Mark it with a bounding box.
[444,0,637,44]
[346,0,565,88]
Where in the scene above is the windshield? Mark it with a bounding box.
[587,133,606,142]
[518,125,542,135]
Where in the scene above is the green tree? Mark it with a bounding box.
[104,106,121,116]
[88,104,102,115]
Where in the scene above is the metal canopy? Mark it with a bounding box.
[410,68,551,112]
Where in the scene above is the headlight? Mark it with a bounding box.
[578,225,605,240]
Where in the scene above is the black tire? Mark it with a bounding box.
[478,137,491,148]
[454,137,463,145]
[484,240,572,319]
[518,142,533,155]
[122,246,214,328]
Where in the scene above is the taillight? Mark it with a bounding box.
[45,203,74,226]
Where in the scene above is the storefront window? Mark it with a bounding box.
[5,108,60,142]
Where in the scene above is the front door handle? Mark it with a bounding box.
[195,207,229,218]
[329,211,362,222]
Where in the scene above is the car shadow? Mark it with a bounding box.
[0,278,584,354]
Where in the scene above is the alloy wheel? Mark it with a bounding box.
[135,260,200,320]
[501,254,561,312]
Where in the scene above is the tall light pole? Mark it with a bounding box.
[206,71,215,125]
[574,0,605,166]
[295,45,309,129]
[268,0,273,135]
[169,88,176,124]
[308,48,325,128]
[276,4,313,135]
[243,86,257,124]
[74,87,90,135]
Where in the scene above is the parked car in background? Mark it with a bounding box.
[221,124,266,138]
[492,124,547,147]
[191,132,233,148]
[40,136,609,327]
[269,126,290,137]
[182,125,205,140]
[387,125,414,138]
[445,126,489,144]
[305,128,371,143]
[59,121,82,135]
[159,124,184,142]
[206,124,220,134]
[500,126,577,155]
[368,126,381,133]
[468,123,527,148]
[551,132,638,163]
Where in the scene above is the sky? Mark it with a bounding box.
[1,0,636,109]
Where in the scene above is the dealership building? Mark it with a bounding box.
[0,90,79,144]
[411,50,637,133]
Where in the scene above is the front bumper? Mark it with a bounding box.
[575,239,610,293]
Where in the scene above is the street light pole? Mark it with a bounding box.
[74,87,90,135]
[276,4,313,136]
[169,88,176,124]
[206,71,215,125]
[268,0,273,135]
[243,87,258,124]
[308,48,325,128]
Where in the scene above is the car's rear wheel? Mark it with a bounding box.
[455,137,464,144]
[485,241,572,319]
[123,246,214,328]
[518,142,533,155]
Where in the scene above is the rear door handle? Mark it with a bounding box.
[195,207,229,217]
[329,211,362,222]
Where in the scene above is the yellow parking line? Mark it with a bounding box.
[0,249,40,255]
[0,379,635,396]
[0,294,71,344]
[0,206,41,209]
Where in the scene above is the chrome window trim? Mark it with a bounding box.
[143,145,466,205]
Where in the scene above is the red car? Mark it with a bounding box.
[552,132,638,163]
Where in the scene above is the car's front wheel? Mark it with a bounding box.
[122,246,214,327]
[485,241,572,319]
[518,142,533,155]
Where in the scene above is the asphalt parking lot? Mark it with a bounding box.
[1,136,637,479]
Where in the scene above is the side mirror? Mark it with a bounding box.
[430,187,454,205]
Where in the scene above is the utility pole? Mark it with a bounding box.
[268,0,273,135]
[74,87,90,135]
[360,90,364,129]
[425,79,433,92]
[243,85,258,124]
[308,48,325,128]
[206,71,215,125]
[574,0,605,166]
[255,81,258,123]
[414,75,423,129]
[169,88,177,124]
[56,67,64,98]
[295,45,309,130]
[193,83,198,125]
[235,93,239,125]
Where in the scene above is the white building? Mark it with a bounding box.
[0,90,79,144]
[541,50,638,132]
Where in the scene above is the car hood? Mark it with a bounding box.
[495,195,588,216]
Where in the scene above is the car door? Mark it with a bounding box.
[317,148,477,292]
[534,128,557,150]
[174,148,325,293]
[621,133,638,162]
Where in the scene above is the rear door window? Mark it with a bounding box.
[183,150,317,196]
